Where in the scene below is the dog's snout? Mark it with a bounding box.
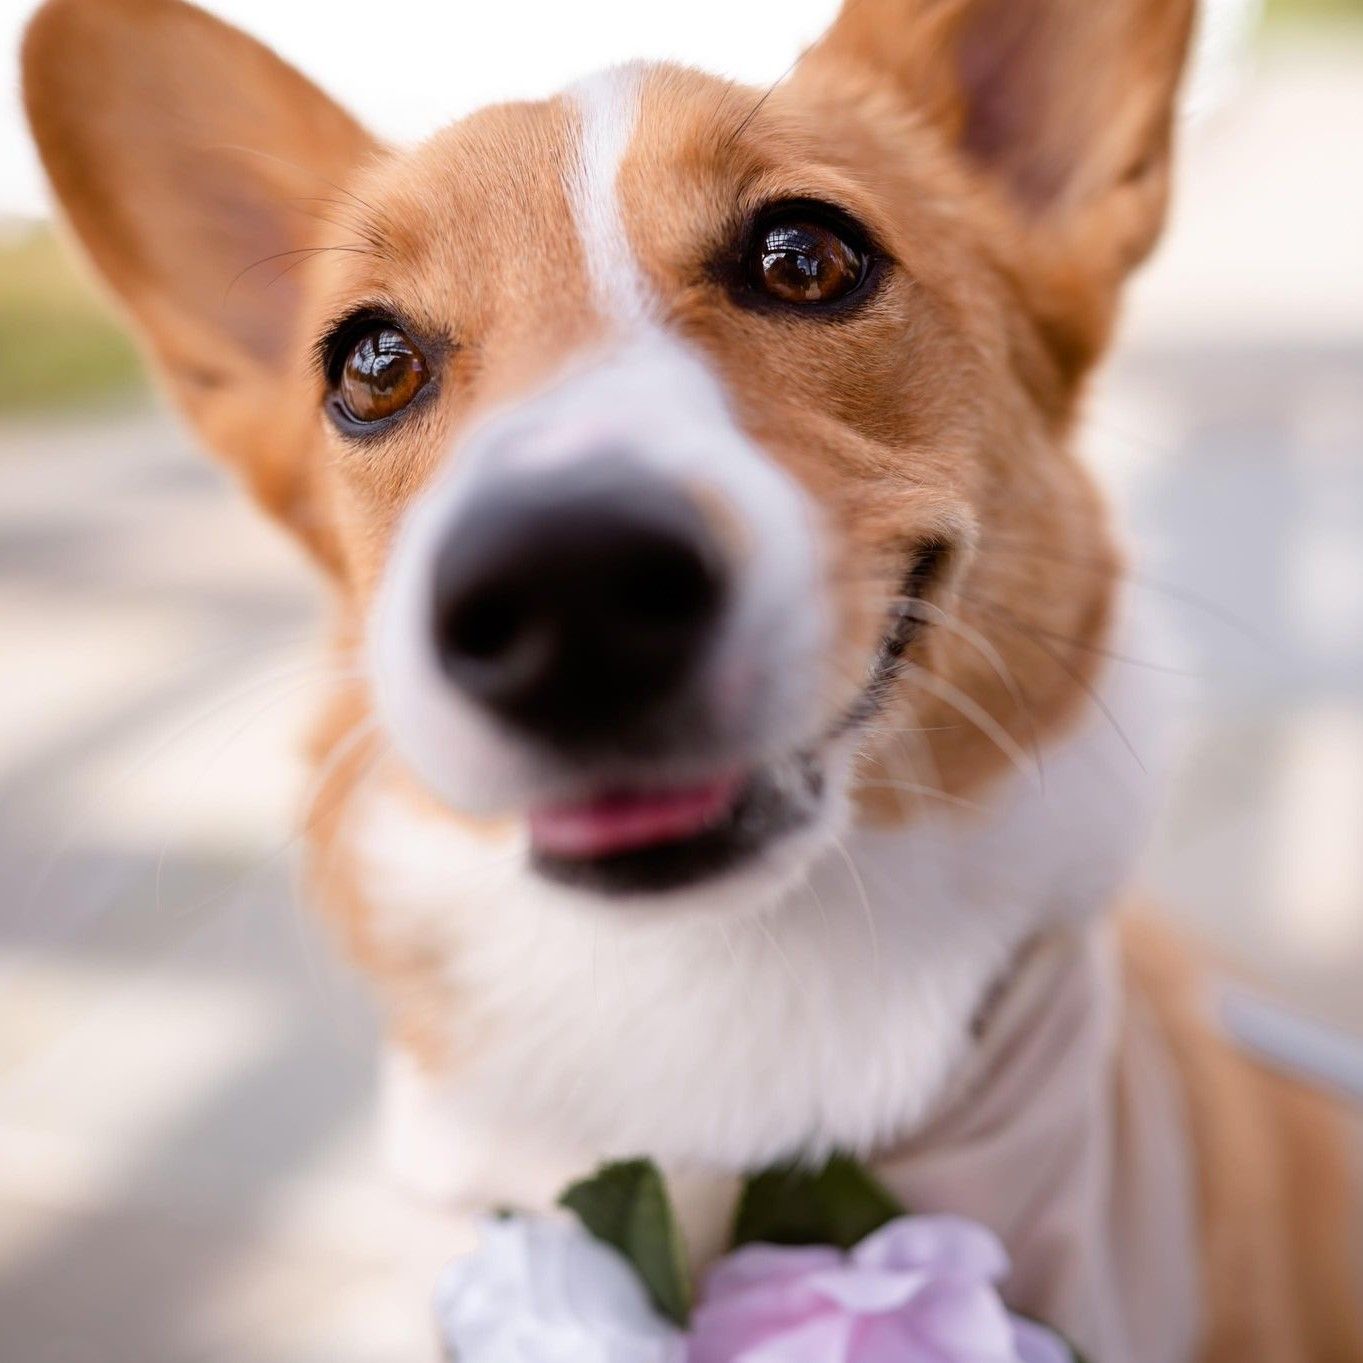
[431,467,726,742]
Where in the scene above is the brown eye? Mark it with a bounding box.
[336,325,427,424]
[747,212,868,306]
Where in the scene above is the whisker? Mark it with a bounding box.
[151,666,368,919]
[725,0,876,146]
[224,243,375,301]
[714,916,743,971]
[828,576,1200,678]
[206,142,386,222]
[18,654,360,931]
[0,715,387,1078]
[287,717,391,1003]
[727,59,800,146]
[831,832,882,993]
[983,609,1148,773]
[960,592,1197,677]
[903,666,1043,792]
[893,597,1045,785]
[750,910,808,1007]
[858,722,963,735]
[166,714,387,929]
[855,778,983,813]
[980,536,1267,646]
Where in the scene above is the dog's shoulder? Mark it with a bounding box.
[1122,915,1363,1363]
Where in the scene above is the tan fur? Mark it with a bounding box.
[23,0,1132,821]
[1125,918,1363,1360]
[612,61,1128,808]
[22,2,1362,1355]
[21,0,378,567]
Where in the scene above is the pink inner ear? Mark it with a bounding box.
[179,149,305,365]
[955,2,1071,210]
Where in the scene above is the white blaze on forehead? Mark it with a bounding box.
[370,68,830,819]
[568,65,653,325]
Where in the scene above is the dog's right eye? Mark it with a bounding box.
[332,324,428,425]
[740,203,873,310]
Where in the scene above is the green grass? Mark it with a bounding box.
[0,225,146,415]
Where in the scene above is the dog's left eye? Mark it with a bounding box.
[744,209,869,307]
[333,324,428,424]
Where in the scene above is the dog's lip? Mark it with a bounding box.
[528,770,747,860]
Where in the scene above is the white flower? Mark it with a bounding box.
[435,1215,685,1363]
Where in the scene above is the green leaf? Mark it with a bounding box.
[732,1155,906,1250]
[559,1159,694,1326]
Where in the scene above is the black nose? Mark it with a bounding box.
[431,465,726,742]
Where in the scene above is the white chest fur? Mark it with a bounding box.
[355,649,1166,1203]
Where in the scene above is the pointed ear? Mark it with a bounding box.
[22,0,380,558]
[798,0,1196,370]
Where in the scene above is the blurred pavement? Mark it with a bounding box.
[2,35,1361,1363]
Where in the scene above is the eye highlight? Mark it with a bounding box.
[742,204,872,309]
[330,322,428,426]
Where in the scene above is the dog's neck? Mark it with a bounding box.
[362,624,1169,1209]
[869,922,1200,1363]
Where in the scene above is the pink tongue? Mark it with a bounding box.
[529,775,742,860]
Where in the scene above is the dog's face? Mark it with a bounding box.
[24,0,1193,916]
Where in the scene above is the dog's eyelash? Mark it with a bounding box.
[313,304,406,383]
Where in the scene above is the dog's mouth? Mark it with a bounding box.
[529,760,824,895]
[523,557,943,898]
[529,772,746,860]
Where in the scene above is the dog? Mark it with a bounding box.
[22,0,1363,1358]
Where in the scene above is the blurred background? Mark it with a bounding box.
[1,0,1361,1358]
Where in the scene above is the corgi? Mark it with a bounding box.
[22,0,1363,1358]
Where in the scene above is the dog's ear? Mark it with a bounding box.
[797,0,1196,378]
[22,0,379,563]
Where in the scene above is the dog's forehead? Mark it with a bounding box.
[351,94,583,325]
[337,64,816,335]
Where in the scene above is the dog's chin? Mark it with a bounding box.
[519,751,848,919]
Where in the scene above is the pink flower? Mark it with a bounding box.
[686,1216,1072,1363]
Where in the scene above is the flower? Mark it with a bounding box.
[435,1215,685,1362]
[686,1215,1074,1363]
